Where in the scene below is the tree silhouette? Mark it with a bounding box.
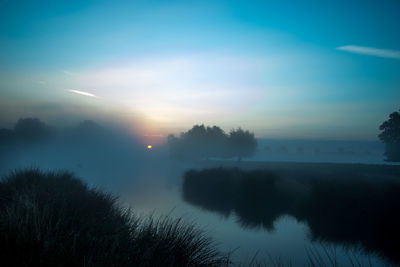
[379,110,400,162]
[168,125,228,159]
[168,125,257,160]
[14,118,53,143]
[227,128,257,161]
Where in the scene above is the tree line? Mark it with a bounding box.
[168,125,257,160]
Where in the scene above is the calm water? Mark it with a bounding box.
[114,159,395,266]
[3,144,399,266]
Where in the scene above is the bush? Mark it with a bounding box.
[0,169,226,266]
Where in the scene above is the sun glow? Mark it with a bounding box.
[147,145,152,149]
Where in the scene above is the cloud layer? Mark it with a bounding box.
[337,45,400,59]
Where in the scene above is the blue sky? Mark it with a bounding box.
[0,0,399,140]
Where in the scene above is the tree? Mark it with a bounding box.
[379,110,400,162]
[168,125,228,159]
[227,128,257,161]
[168,125,257,160]
[14,118,53,143]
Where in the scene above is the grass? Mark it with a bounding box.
[0,169,227,267]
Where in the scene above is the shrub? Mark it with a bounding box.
[0,169,226,266]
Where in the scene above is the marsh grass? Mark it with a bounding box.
[0,169,227,266]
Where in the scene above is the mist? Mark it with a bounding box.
[1,117,170,189]
[2,116,389,191]
[1,0,400,266]
[1,113,400,266]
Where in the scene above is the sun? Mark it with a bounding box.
[147,145,152,149]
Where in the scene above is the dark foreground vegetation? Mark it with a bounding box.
[0,169,227,267]
[183,166,400,265]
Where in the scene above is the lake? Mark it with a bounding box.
[2,141,399,266]
[114,159,400,266]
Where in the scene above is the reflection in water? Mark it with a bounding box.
[183,167,400,264]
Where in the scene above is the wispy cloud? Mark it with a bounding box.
[68,89,98,98]
[337,45,400,59]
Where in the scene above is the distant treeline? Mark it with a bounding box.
[0,118,105,146]
[0,118,143,175]
[168,125,257,160]
[0,118,55,145]
[183,166,400,264]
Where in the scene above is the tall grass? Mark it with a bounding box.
[0,169,227,266]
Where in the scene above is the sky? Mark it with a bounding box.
[0,0,399,141]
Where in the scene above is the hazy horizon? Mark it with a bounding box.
[1,0,399,141]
